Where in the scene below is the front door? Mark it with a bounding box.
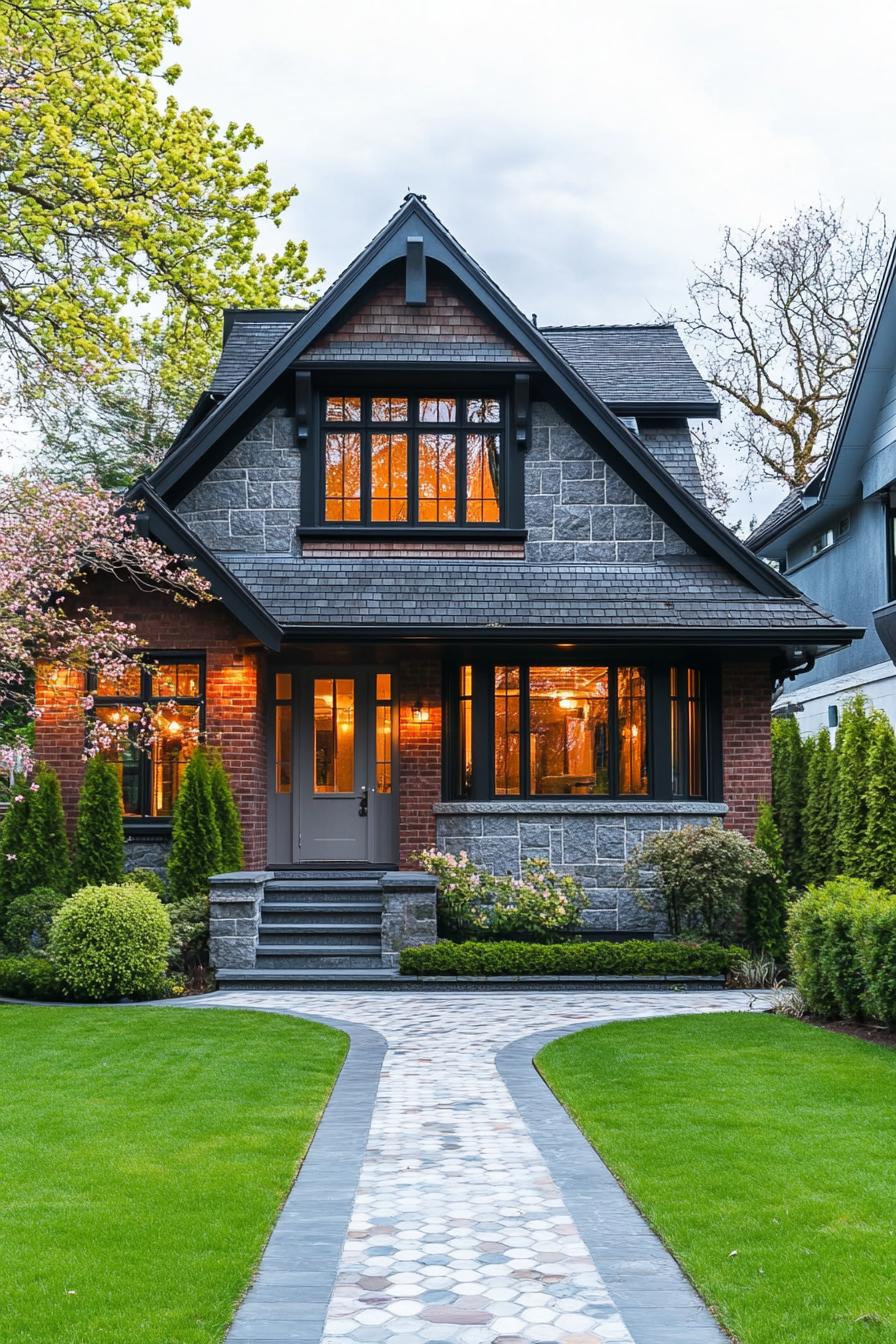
[269,668,398,865]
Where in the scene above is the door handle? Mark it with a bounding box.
[359,785,368,817]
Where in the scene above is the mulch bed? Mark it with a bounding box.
[807,1017,896,1051]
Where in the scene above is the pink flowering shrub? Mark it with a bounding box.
[414,849,586,939]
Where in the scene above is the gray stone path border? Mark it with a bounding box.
[497,1022,730,1344]
[173,1001,386,1344]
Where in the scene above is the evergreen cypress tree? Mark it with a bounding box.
[15,764,70,898]
[862,711,896,890]
[803,728,838,886]
[0,781,31,923]
[167,748,223,905]
[771,715,805,885]
[834,695,873,877]
[209,753,244,872]
[74,754,125,888]
[754,801,786,882]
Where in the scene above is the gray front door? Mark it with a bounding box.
[268,668,398,865]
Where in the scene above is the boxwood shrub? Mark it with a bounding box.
[0,953,66,1000]
[788,877,896,1024]
[48,883,171,1001]
[399,939,745,978]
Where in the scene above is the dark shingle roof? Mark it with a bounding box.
[210,317,718,415]
[220,552,846,636]
[541,325,718,412]
[746,490,805,551]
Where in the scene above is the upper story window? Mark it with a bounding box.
[323,393,503,526]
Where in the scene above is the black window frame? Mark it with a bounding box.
[444,657,720,803]
[89,653,206,826]
[300,378,526,534]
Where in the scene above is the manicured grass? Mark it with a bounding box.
[0,1006,347,1344]
[537,1013,896,1344]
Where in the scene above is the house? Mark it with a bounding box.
[34,196,856,982]
[748,237,896,734]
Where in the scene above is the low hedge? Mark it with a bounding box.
[0,954,66,1001]
[399,939,746,978]
[789,878,896,1024]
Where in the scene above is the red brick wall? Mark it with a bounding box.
[305,278,530,359]
[34,578,267,870]
[721,661,772,838]
[398,657,442,866]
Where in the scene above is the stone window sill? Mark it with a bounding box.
[433,800,728,816]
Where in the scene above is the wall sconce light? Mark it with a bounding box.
[411,699,430,723]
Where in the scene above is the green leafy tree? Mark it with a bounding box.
[0,1,322,472]
[834,695,873,876]
[166,749,222,906]
[803,728,838,886]
[14,765,70,899]
[862,711,896,890]
[209,754,244,873]
[771,715,806,884]
[74,755,125,887]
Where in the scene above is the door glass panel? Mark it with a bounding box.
[494,666,521,795]
[325,432,362,521]
[617,666,648,795]
[371,433,409,521]
[529,667,609,795]
[375,673,392,794]
[314,678,354,793]
[418,432,456,522]
[275,704,292,794]
[466,433,501,523]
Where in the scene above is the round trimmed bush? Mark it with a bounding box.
[5,886,66,952]
[49,884,171,1001]
[125,867,167,900]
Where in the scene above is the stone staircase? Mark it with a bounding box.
[214,870,432,989]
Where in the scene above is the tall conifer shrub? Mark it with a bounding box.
[209,753,244,872]
[166,748,222,905]
[0,781,31,922]
[803,728,838,886]
[74,755,124,887]
[834,695,872,877]
[14,764,70,898]
[771,715,805,884]
[862,711,896,890]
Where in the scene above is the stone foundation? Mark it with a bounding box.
[434,801,728,932]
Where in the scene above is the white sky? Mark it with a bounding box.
[36,0,896,522]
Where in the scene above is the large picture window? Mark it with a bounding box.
[323,394,503,526]
[92,657,204,819]
[448,660,711,801]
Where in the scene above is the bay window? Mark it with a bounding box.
[449,660,713,801]
[92,657,204,819]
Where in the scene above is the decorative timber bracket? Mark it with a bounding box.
[405,235,427,306]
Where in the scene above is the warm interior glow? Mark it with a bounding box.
[314,677,354,792]
[529,667,609,795]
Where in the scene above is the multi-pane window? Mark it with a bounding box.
[323,394,503,525]
[93,658,204,818]
[449,662,712,802]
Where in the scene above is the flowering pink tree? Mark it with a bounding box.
[0,474,211,792]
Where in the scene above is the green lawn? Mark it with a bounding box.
[0,1005,347,1344]
[537,1013,896,1344]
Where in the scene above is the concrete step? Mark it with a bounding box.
[254,946,385,969]
[263,879,384,906]
[217,968,400,989]
[261,901,383,924]
[257,924,382,947]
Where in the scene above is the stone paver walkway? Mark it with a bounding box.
[198,990,768,1344]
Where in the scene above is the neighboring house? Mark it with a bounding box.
[35,196,855,980]
[748,237,896,734]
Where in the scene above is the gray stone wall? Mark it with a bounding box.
[525,403,694,563]
[176,409,299,554]
[124,835,170,876]
[434,801,728,932]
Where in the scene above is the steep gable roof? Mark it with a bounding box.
[144,194,807,602]
[542,325,718,416]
